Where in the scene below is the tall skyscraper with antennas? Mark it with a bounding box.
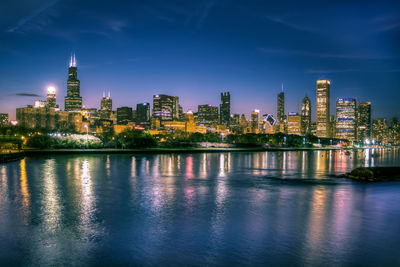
[64,53,82,111]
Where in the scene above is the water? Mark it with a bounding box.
[1,149,400,266]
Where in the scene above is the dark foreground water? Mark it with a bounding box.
[1,149,400,266]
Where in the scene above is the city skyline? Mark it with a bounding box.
[1,0,399,120]
[2,53,399,124]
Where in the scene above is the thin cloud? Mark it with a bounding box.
[11,93,41,97]
[7,0,61,33]
[264,15,316,34]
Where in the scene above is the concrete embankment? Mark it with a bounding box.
[0,152,25,163]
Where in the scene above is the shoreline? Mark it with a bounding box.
[22,146,386,155]
[0,151,25,163]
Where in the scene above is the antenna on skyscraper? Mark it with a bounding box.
[108,92,110,98]
[69,53,73,67]
[281,83,284,92]
[73,53,76,67]
[103,91,105,98]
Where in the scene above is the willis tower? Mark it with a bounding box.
[64,53,82,111]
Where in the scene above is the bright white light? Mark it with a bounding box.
[47,86,56,94]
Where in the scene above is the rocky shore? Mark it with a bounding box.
[342,167,400,182]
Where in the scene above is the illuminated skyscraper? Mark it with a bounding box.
[136,102,150,128]
[316,79,330,138]
[230,114,241,133]
[117,106,133,125]
[185,110,196,133]
[301,96,311,135]
[152,94,179,121]
[47,86,57,108]
[197,104,219,126]
[240,114,247,132]
[251,109,260,133]
[357,102,371,142]
[220,92,230,127]
[373,119,389,144]
[100,92,112,120]
[287,112,301,135]
[336,98,356,141]
[64,53,82,111]
[277,85,285,123]
[263,114,277,134]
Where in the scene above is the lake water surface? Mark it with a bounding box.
[1,149,400,266]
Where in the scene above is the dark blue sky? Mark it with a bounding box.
[0,0,399,120]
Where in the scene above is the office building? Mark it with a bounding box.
[230,113,241,133]
[152,94,179,121]
[100,92,112,120]
[287,112,301,135]
[185,110,196,133]
[251,109,260,133]
[316,79,330,138]
[373,119,389,144]
[263,114,276,134]
[197,104,219,126]
[357,102,371,142]
[277,87,285,123]
[301,96,311,135]
[117,106,133,125]
[136,102,150,128]
[64,53,82,111]
[220,92,230,127]
[47,86,57,108]
[336,98,356,141]
[16,105,56,130]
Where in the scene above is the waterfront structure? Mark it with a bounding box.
[373,119,389,144]
[47,86,57,108]
[0,113,8,126]
[251,109,260,133]
[316,79,331,138]
[64,54,82,111]
[336,98,356,141]
[117,106,133,125]
[301,96,311,135]
[220,92,231,127]
[197,104,219,126]
[287,112,301,135]
[136,102,150,128]
[152,94,180,122]
[357,102,371,142]
[100,92,112,120]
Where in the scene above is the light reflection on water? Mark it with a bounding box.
[0,148,399,265]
